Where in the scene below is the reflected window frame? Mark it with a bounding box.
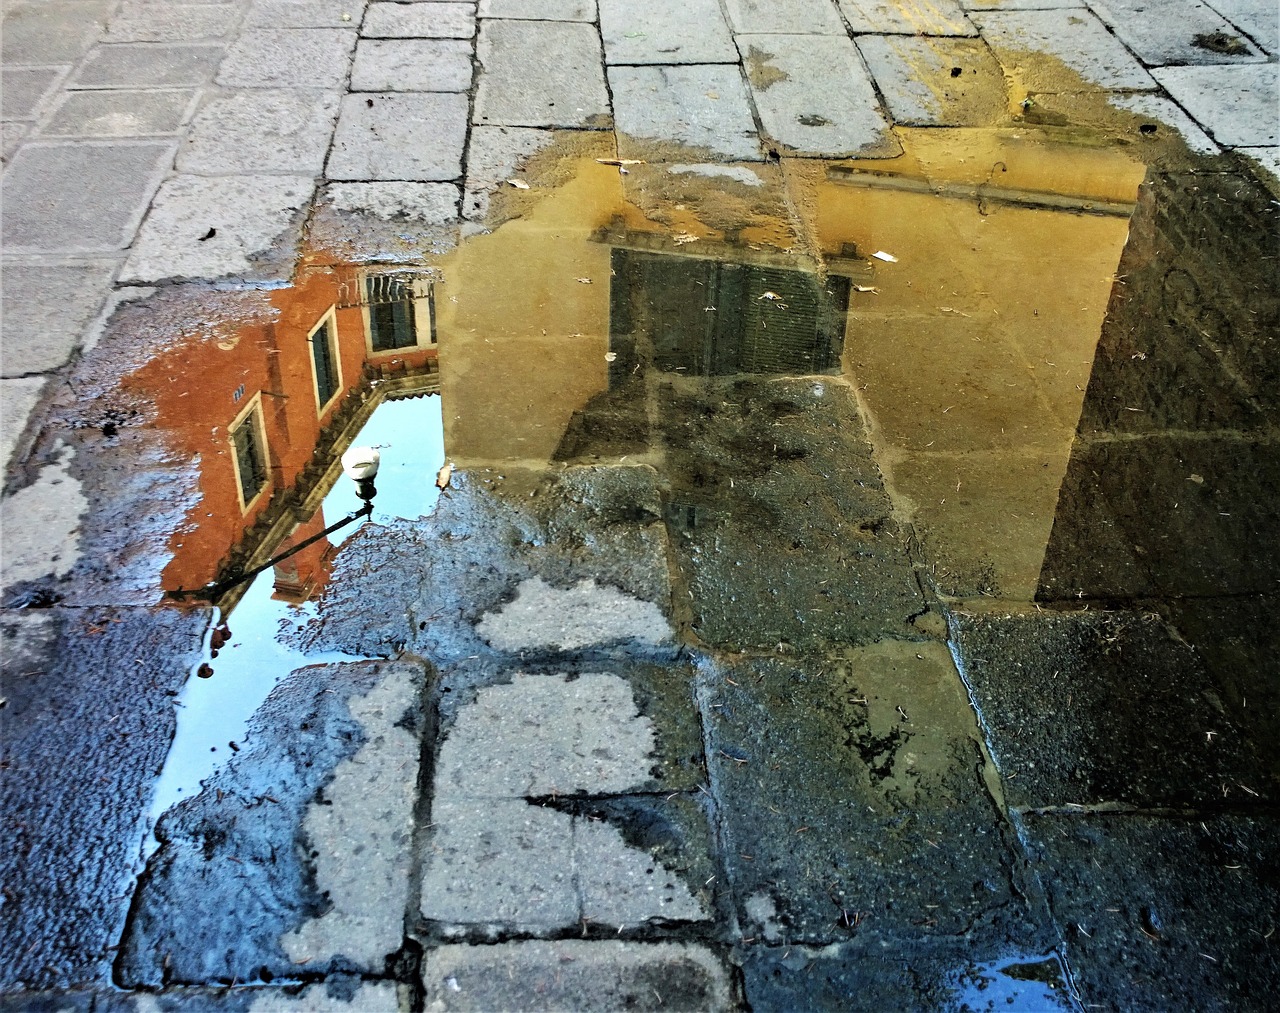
[228,393,270,514]
[361,271,436,357]
[307,306,343,416]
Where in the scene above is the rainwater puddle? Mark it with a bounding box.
[947,951,1074,1011]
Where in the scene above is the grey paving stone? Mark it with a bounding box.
[1206,0,1278,54]
[217,29,357,88]
[119,174,315,283]
[71,43,225,88]
[245,0,371,27]
[599,0,738,65]
[474,19,609,127]
[739,34,897,157]
[478,0,595,18]
[1021,813,1280,1011]
[1113,92,1219,153]
[350,38,473,91]
[1238,144,1279,179]
[725,0,848,34]
[0,263,117,376]
[1090,0,1265,65]
[0,2,112,65]
[463,123,557,218]
[0,376,44,468]
[41,88,195,137]
[856,35,1007,126]
[973,10,1158,91]
[422,941,732,1012]
[1,121,28,161]
[840,0,976,34]
[1,67,65,120]
[961,0,1082,6]
[178,88,340,173]
[325,180,460,220]
[475,576,671,651]
[103,2,240,41]
[328,91,467,179]
[364,1,476,37]
[1153,63,1278,146]
[610,64,760,160]
[0,141,173,252]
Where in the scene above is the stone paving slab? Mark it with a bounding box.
[217,29,358,88]
[474,19,609,128]
[462,123,557,219]
[363,1,477,37]
[1,66,66,120]
[1205,0,1278,54]
[325,180,461,221]
[948,606,1271,809]
[120,173,315,283]
[103,1,242,42]
[739,34,897,157]
[350,38,474,92]
[0,261,117,376]
[0,1,113,65]
[838,0,977,36]
[41,88,196,137]
[1020,812,1280,1010]
[0,376,44,467]
[2,121,29,160]
[478,0,597,19]
[71,42,226,88]
[856,35,1008,126]
[244,0,371,28]
[0,140,174,252]
[422,941,732,1012]
[974,9,1158,91]
[328,91,468,180]
[599,0,739,65]
[0,606,208,990]
[610,64,761,161]
[725,0,848,34]
[1152,63,1279,146]
[177,88,341,174]
[1089,0,1267,65]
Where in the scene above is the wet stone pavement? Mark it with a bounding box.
[2,3,1280,1013]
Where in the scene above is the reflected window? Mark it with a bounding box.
[230,399,268,511]
[309,310,341,412]
[364,272,434,353]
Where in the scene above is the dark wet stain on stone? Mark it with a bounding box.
[1192,32,1250,55]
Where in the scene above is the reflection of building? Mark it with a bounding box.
[124,264,440,605]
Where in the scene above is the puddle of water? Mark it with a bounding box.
[947,951,1075,1011]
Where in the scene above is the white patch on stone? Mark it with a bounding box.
[745,890,784,943]
[0,443,85,586]
[668,163,764,186]
[577,817,703,923]
[475,576,672,651]
[248,981,404,1011]
[280,672,421,969]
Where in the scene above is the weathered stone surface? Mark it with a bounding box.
[0,262,117,377]
[178,89,340,174]
[949,606,1270,809]
[0,141,173,252]
[726,0,849,34]
[1239,144,1279,179]
[856,35,1007,127]
[739,34,897,157]
[1205,0,1278,54]
[103,2,240,42]
[973,10,1158,91]
[1,66,64,120]
[0,606,208,990]
[0,2,113,65]
[217,29,357,88]
[72,43,225,88]
[703,645,1043,945]
[245,0,372,28]
[1021,813,1280,1011]
[363,1,476,37]
[0,376,43,468]
[0,444,88,589]
[117,660,426,986]
[120,174,314,283]
[463,124,557,219]
[599,0,738,65]
[350,38,473,92]
[837,0,977,35]
[328,92,468,180]
[1090,0,1265,65]
[325,181,460,221]
[475,576,672,652]
[610,64,760,161]
[422,941,732,1012]
[478,0,596,18]
[1112,93,1219,153]
[1,121,28,161]
[474,19,609,128]
[42,88,195,137]
[1152,63,1278,146]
